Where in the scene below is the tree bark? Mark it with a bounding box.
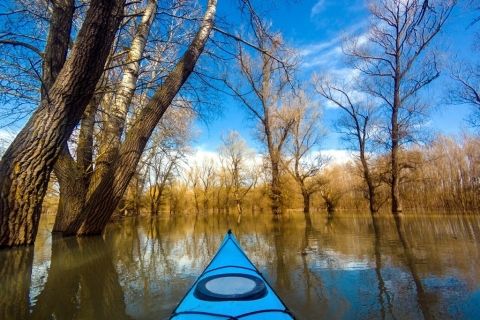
[270,158,282,215]
[64,0,218,236]
[55,0,156,233]
[53,102,97,232]
[91,0,157,191]
[41,0,75,100]
[0,0,125,247]
[391,68,402,215]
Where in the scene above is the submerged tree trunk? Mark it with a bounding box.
[54,0,156,234]
[301,189,312,228]
[53,102,97,232]
[392,214,432,319]
[64,0,218,236]
[359,150,378,215]
[302,189,311,214]
[270,159,282,216]
[0,0,125,247]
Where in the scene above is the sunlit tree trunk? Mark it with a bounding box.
[391,61,402,214]
[53,0,157,233]
[67,0,218,236]
[0,0,125,247]
[90,0,158,191]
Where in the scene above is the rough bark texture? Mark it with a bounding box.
[391,57,403,215]
[92,0,157,191]
[53,95,98,232]
[63,0,218,236]
[0,0,125,247]
[53,0,156,232]
[41,0,75,100]
[52,99,96,232]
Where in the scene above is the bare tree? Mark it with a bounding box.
[144,107,193,215]
[314,75,383,214]
[219,131,257,223]
[0,0,125,247]
[62,0,218,236]
[449,61,480,129]
[284,94,326,222]
[345,0,455,215]
[223,21,296,216]
[198,158,216,212]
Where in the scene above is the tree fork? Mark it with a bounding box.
[65,0,218,236]
[0,0,125,247]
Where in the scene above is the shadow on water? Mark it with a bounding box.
[1,212,479,319]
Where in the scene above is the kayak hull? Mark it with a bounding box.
[170,231,295,319]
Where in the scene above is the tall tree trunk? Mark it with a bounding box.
[41,0,75,99]
[55,0,156,233]
[90,0,158,191]
[270,159,282,216]
[391,45,402,215]
[64,0,218,236]
[360,150,378,214]
[0,0,125,247]
[53,102,97,232]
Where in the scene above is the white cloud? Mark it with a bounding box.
[320,149,355,164]
[298,22,368,70]
[311,0,327,17]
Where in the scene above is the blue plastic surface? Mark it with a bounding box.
[170,231,294,319]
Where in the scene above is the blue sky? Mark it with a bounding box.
[194,0,479,153]
[0,0,477,157]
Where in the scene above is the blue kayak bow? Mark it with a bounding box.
[170,230,295,319]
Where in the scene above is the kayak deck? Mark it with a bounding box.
[170,230,295,319]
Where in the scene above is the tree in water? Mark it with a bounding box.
[218,131,257,223]
[223,21,297,216]
[314,75,384,215]
[0,0,125,247]
[344,0,455,215]
[57,0,218,236]
[284,93,326,224]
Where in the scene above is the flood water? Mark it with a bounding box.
[1,212,479,319]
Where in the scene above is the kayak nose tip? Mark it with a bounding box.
[227,229,232,234]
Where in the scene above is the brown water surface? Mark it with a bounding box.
[1,212,479,319]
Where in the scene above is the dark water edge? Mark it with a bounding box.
[1,212,479,319]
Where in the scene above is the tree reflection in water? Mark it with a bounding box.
[30,236,131,320]
[0,212,478,319]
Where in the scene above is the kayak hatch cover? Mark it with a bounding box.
[169,230,295,320]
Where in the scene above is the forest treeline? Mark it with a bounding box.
[0,0,479,247]
[41,132,478,220]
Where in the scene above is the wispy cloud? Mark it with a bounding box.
[310,0,327,17]
[298,21,368,70]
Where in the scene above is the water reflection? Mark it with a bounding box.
[28,236,130,319]
[0,213,479,319]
